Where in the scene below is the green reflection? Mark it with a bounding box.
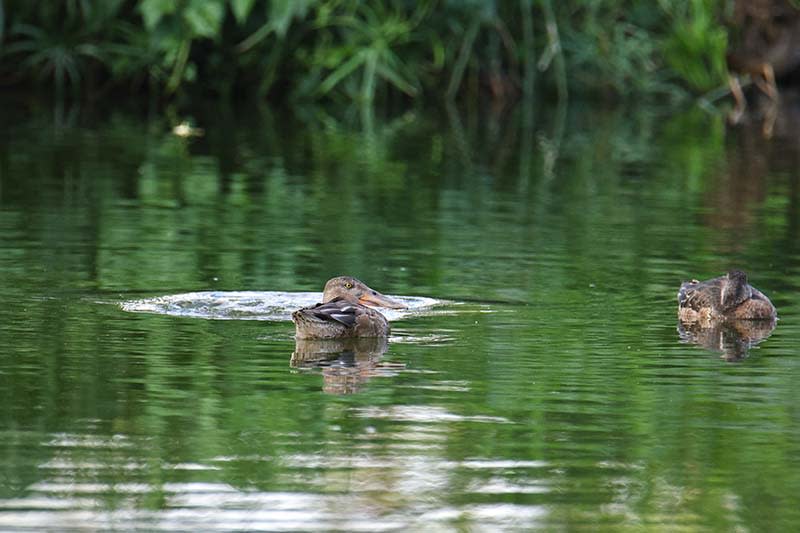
[0,100,799,531]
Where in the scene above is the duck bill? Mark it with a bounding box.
[359,291,406,309]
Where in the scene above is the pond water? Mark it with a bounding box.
[1,98,799,531]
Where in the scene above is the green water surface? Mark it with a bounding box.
[0,100,799,531]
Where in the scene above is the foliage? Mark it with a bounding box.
[1,1,125,96]
[660,0,728,92]
[296,2,427,103]
[0,0,734,104]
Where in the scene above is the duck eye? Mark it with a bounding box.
[345,282,353,289]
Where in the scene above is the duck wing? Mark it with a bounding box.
[678,276,724,311]
[303,297,364,328]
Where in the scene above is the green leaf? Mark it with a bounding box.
[376,59,418,96]
[185,0,225,38]
[361,49,378,102]
[230,0,256,25]
[269,0,313,37]
[139,0,177,30]
[318,50,366,95]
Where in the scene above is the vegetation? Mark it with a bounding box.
[0,1,732,105]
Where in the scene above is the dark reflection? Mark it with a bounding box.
[696,89,800,257]
[677,318,776,361]
[290,337,399,394]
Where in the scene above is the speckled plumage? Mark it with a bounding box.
[677,270,776,321]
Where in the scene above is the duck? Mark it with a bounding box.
[292,276,406,339]
[677,270,776,321]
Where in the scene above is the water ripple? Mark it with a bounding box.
[353,405,512,424]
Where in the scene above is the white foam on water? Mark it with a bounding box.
[120,291,444,322]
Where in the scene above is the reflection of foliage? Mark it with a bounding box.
[0,0,735,103]
[2,101,798,530]
[0,96,739,298]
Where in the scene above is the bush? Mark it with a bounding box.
[0,0,731,104]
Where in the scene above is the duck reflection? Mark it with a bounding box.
[290,337,401,394]
[677,318,776,361]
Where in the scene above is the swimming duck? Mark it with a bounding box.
[292,276,405,339]
[677,270,776,321]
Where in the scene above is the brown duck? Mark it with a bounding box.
[678,270,776,321]
[292,276,405,339]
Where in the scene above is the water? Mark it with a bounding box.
[1,99,800,531]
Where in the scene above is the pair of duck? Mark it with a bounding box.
[294,271,777,339]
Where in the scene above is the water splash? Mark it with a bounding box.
[120,291,443,322]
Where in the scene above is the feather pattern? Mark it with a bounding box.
[308,299,358,327]
[292,276,403,339]
[678,271,776,320]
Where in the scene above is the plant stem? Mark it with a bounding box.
[166,38,191,95]
[541,0,567,103]
[520,0,536,98]
[447,18,481,100]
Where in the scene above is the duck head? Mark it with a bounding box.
[322,276,406,309]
